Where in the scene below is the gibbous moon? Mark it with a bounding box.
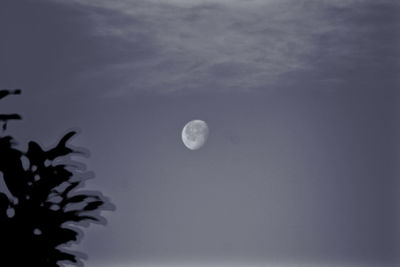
[182,120,209,150]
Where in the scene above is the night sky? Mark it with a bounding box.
[1,0,399,266]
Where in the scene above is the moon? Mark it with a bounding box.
[182,120,209,150]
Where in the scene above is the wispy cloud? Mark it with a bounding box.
[50,0,399,95]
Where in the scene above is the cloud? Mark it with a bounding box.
[49,0,399,95]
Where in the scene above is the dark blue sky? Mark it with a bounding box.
[1,0,399,266]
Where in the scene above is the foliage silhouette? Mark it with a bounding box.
[0,89,114,266]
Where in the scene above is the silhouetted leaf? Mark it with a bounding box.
[50,228,79,246]
[0,89,21,100]
[65,195,90,204]
[61,181,80,196]
[51,249,78,263]
[45,131,77,160]
[83,200,104,211]
[0,114,22,121]
[62,211,101,223]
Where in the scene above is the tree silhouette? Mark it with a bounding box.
[0,89,114,266]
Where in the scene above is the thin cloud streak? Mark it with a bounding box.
[49,0,399,95]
